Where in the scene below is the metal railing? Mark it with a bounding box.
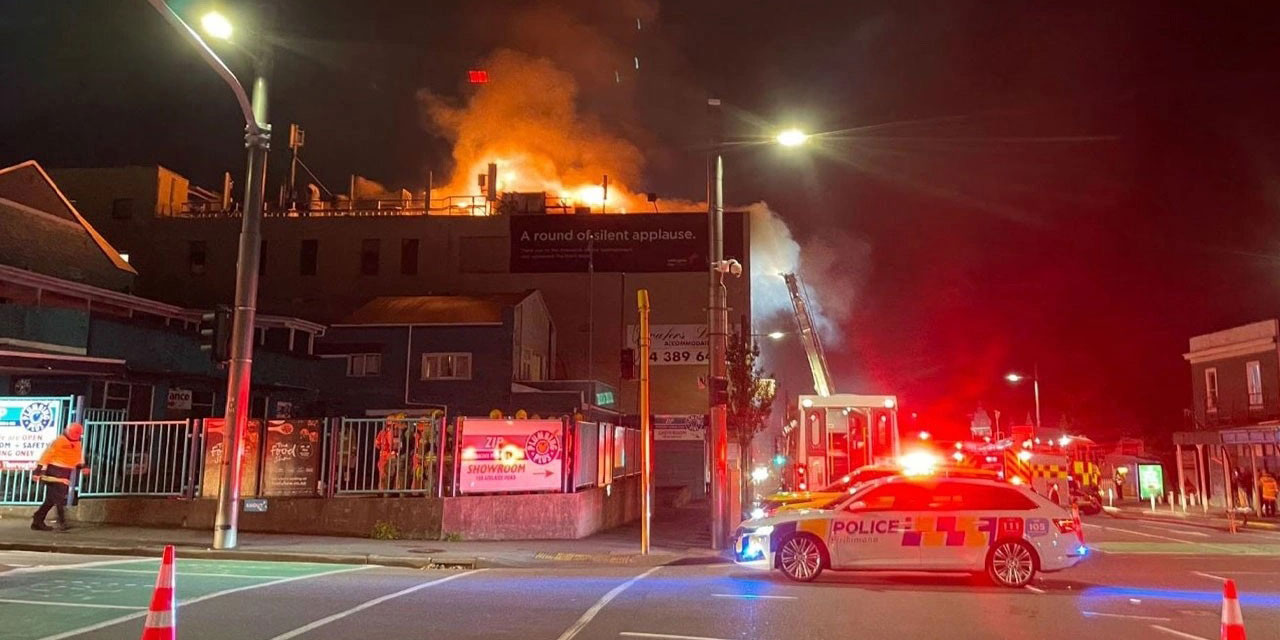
[333,417,442,496]
[80,421,199,497]
[574,422,601,489]
[83,408,127,423]
[0,470,48,505]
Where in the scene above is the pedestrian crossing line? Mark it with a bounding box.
[0,598,145,610]
[36,564,371,640]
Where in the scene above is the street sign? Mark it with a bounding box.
[654,414,704,441]
[243,499,268,513]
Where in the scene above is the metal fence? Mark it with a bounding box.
[0,469,48,505]
[574,422,601,489]
[80,421,199,497]
[83,408,126,423]
[333,416,443,496]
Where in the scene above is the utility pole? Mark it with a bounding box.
[213,37,272,552]
[707,97,729,550]
[637,289,652,554]
[1033,363,1042,440]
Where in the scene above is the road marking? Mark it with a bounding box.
[555,566,663,640]
[0,598,144,610]
[36,564,370,640]
[13,558,144,575]
[1141,525,1210,538]
[1081,611,1171,621]
[1149,624,1211,640]
[1098,525,1235,551]
[1023,585,1046,594]
[83,567,295,580]
[710,593,797,600]
[267,569,483,640]
[621,633,736,640]
[1191,571,1226,581]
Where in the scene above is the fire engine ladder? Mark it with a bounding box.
[783,273,833,397]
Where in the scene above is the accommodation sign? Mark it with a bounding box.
[627,324,708,366]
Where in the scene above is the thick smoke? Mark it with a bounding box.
[749,203,869,350]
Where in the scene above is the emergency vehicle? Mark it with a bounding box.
[955,431,1103,511]
[758,460,1001,518]
[735,475,1087,586]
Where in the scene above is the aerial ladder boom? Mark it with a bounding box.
[783,273,833,397]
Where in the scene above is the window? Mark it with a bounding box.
[188,241,207,275]
[850,483,930,512]
[1205,367,1219,412]
[346,353,382,377]
[360,238,380,276]
[190,390,216,419]
[111,198,134,220]
[299,239,318,276]
[421,353,472,380]
[931,482,1038,511]
[400,239,419,275]
[1247,361,1263,408]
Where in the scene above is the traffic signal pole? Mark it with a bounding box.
[638,289,653,555]
[213,56,271,551]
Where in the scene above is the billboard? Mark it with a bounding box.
[654,414,705,441]
[627,324,708,366]
[456,418,564,494]
[201,418,262,498]
[0,397,64,470]
[509,213,745,273]
[260,420,323,497]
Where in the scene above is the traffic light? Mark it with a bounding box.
[620,348,635,380]
[710,376,730,406]
[199,305,232,363]
[796,463,807,491]
[772,453,787,467]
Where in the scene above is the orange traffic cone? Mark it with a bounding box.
[1221,579,1246,640]
[140,545,176,640]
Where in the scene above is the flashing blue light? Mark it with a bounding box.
[1082,586,1280,608]
[773,454,787,467]
[1076,545,1088,555]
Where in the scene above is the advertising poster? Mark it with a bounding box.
[627,324,708,366]
[509,213,745,273]
[0,397,63,470]
[1137,463,1164,500]
[201,418,262,498]
[260,419,322,496]
[456,418,564,494]
[654,414,705,441]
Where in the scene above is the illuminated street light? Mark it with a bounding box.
[201,11,234,40]
[767,331,786,340]
[1004,366,1041,438]
[918,431,931,440]
[776,128,809,147]
[1005,373,1023,383]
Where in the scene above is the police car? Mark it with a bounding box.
[735,476,1087,586]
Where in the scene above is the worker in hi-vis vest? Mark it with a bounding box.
[31,423,89,531]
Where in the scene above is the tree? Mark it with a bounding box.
[726,331,777,513]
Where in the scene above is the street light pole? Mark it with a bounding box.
[1032,363,1042,440]
[707,98,729,550]
[145,0,271,551]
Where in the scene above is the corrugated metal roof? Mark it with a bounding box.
[341,292,533,325]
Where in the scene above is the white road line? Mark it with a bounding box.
[1081,611,1171,621]
[555,566,663,640]
[13,558,144,575]
[0,598,144,610]
[1191,571,1227,581]
[621,633,736,640]
[1141,525,1210,538]
[709,593,797,600]
[267,569,483,640]
[1149,624,1211,640]
[1099,525,1196,543]
[84,568,295,580]
[1023,585,1046,594]
[36,564,370,640]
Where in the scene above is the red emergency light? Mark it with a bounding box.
[468,70,489,84]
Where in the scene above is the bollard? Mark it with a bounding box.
[1108,488,1114,508]
[1150,493,1156,512]
[1169,492,1176,513]
[1181,492,1187,513]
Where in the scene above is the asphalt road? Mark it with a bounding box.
[3,517,1279,640]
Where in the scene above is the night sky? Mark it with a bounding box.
[3,1,1280,443]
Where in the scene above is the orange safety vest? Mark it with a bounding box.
[37,435,85,485]
[1261,476,1278,500]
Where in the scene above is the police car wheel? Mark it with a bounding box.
[778,534,826,582]
[986,540,1037,588]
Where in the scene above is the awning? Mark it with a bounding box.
[0,350,127,377]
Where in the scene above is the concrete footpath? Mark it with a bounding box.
[0,507,726,570]
[1103,501,1280,532]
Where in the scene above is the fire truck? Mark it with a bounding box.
[955,427,1103,511]
[779,273,901,490]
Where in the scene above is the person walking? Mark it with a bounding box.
[1260,470,1278,517]
[31,423,89,531]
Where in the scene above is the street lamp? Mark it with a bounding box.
[147,0,272,550]
[1005,365,1041,438]
[706,99,808,549]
